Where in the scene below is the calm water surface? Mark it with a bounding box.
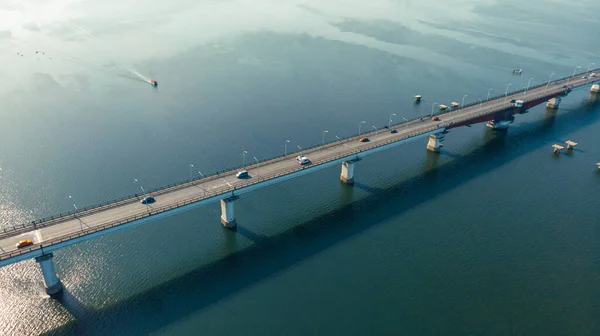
[0,0,599,335]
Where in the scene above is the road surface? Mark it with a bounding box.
[0,70,597,263]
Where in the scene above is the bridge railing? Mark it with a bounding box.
[441,68,600,115]
[0,123,449,262]
[5,68,599,238]
[3,109,433,236]
[444,85,571,127]
[5,74,592,261]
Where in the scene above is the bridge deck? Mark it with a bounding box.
[1,70,598,266]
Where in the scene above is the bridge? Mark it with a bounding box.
[2,69,599,295]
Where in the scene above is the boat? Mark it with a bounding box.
[150,79,158,87]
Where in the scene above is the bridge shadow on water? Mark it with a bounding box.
[48,103,598,335]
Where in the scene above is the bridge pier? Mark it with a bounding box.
[546,97,561,109]
[591,84,600,93]
[35,253,63,296]
[426,134,444,152]
[220,196,239,229]
[340,159,359,184]
[486,120,510,130]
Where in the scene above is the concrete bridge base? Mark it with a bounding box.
[426,134,444,152]
[591,84,600,93]
[486,120,510,130]
[546,97,561,109]
[35,253,63,296]
[220,196,239,229]
[340,159,360,184]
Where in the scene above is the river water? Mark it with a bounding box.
[1,0,599,335]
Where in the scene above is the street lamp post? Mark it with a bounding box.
[505,84,512,100]
[284,140,290,156]
[569,65,581,83]
[133,180,149,213]
[141,187,149,213]
[388,113,396,128]
[486,88,493,101]
[402,117,408,130]
[189,164,194,182]
[198,171,206,195]
[134,179,145,197]
[525,78,534,94]
[72,203,84,231]
[461,95,467,107]
[253,157,260,178]
[68,195,82,227]
[372,125,378,136]
[479,98,483,107]
[545,72,555,91]
[431,102,437,117]
[322,130,328,145]
[242,151,248,167]
[587,63,596,73]
[358,121,366,136]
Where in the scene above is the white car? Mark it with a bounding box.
[590,73,596,77]
[296,155,310,165]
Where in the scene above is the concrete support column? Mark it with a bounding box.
[591,84,600,93]
[546,97,561,109]
[220,196,238,229]
[426,134,443,152]
[486,120,510,130]
[35,253,63,296]
[340,161,356,184]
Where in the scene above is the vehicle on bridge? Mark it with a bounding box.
[297,155,311,165]
[431,116,440,121]
[236,170,249,179]
[16,240,33,248]
[390,129,398,134]
[359,137,369,142]
[141,196,155,204]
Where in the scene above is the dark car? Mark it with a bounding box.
[141,196,155,204]
[390,129,398,134]
[359,137,369,142]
